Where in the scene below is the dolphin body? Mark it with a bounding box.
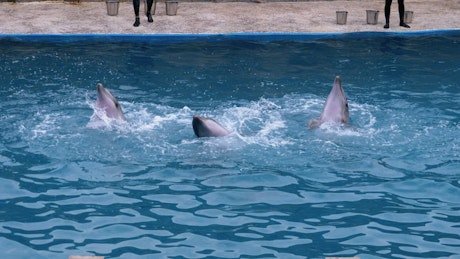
[192,116,230,137]
[94,83,126,121]
[308,76,349,129]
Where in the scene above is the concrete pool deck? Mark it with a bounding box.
[0,0,459,34]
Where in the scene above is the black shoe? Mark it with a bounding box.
[133,18,140,27]
[383,23,389,29]
[147,13,153,23]
[400,22,410,28]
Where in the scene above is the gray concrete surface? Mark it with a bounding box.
[0,0,459,34]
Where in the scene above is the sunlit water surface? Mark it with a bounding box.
[1,32,459,258]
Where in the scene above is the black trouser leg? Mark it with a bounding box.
[384,0,392,25]
[146,0,154,22]
[133,0,140,17]
[398,0,405,23]
[146,0,154,14]
[133,0,140,26]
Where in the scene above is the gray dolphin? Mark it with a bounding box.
[308,76,349,129]
[192,115,230,137]
[95,83,126,121]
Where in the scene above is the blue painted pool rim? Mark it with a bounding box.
[1,29,459,43]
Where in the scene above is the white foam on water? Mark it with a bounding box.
[222,98,293,147]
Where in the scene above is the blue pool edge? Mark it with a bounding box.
[1,29,460,43]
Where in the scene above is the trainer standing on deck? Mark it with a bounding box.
[133,0,154,27]
[384,0,411,29]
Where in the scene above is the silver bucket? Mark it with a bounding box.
[366,10,379,25]
[144,0,157,15]
[166,1,178,16]
[336,11,348,25]
[404,11,414,23]
[106,0,119,16]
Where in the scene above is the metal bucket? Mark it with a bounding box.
[165,1,178,16]
[336,11,348,25]
[144,0,157,15]
[366,10,379,25]
[106,0,119,16]
[404,11,414,23]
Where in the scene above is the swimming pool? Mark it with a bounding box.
[1,31,459,258]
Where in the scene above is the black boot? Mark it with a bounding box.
[400,22,410,28]
[147,13,153,23]
[133,17,140,27]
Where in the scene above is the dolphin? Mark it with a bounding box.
[192,115,230,137]
[308,76,349,129]
[94,83,126,121]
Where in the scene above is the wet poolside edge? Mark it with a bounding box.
[1,29,460,43]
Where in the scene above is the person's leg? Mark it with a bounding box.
[146,0,154,23]
[133,0,141,27]
[384,0,392,29]
[398,0,410,28]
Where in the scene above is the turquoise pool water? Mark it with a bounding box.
[1,31,459,258]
